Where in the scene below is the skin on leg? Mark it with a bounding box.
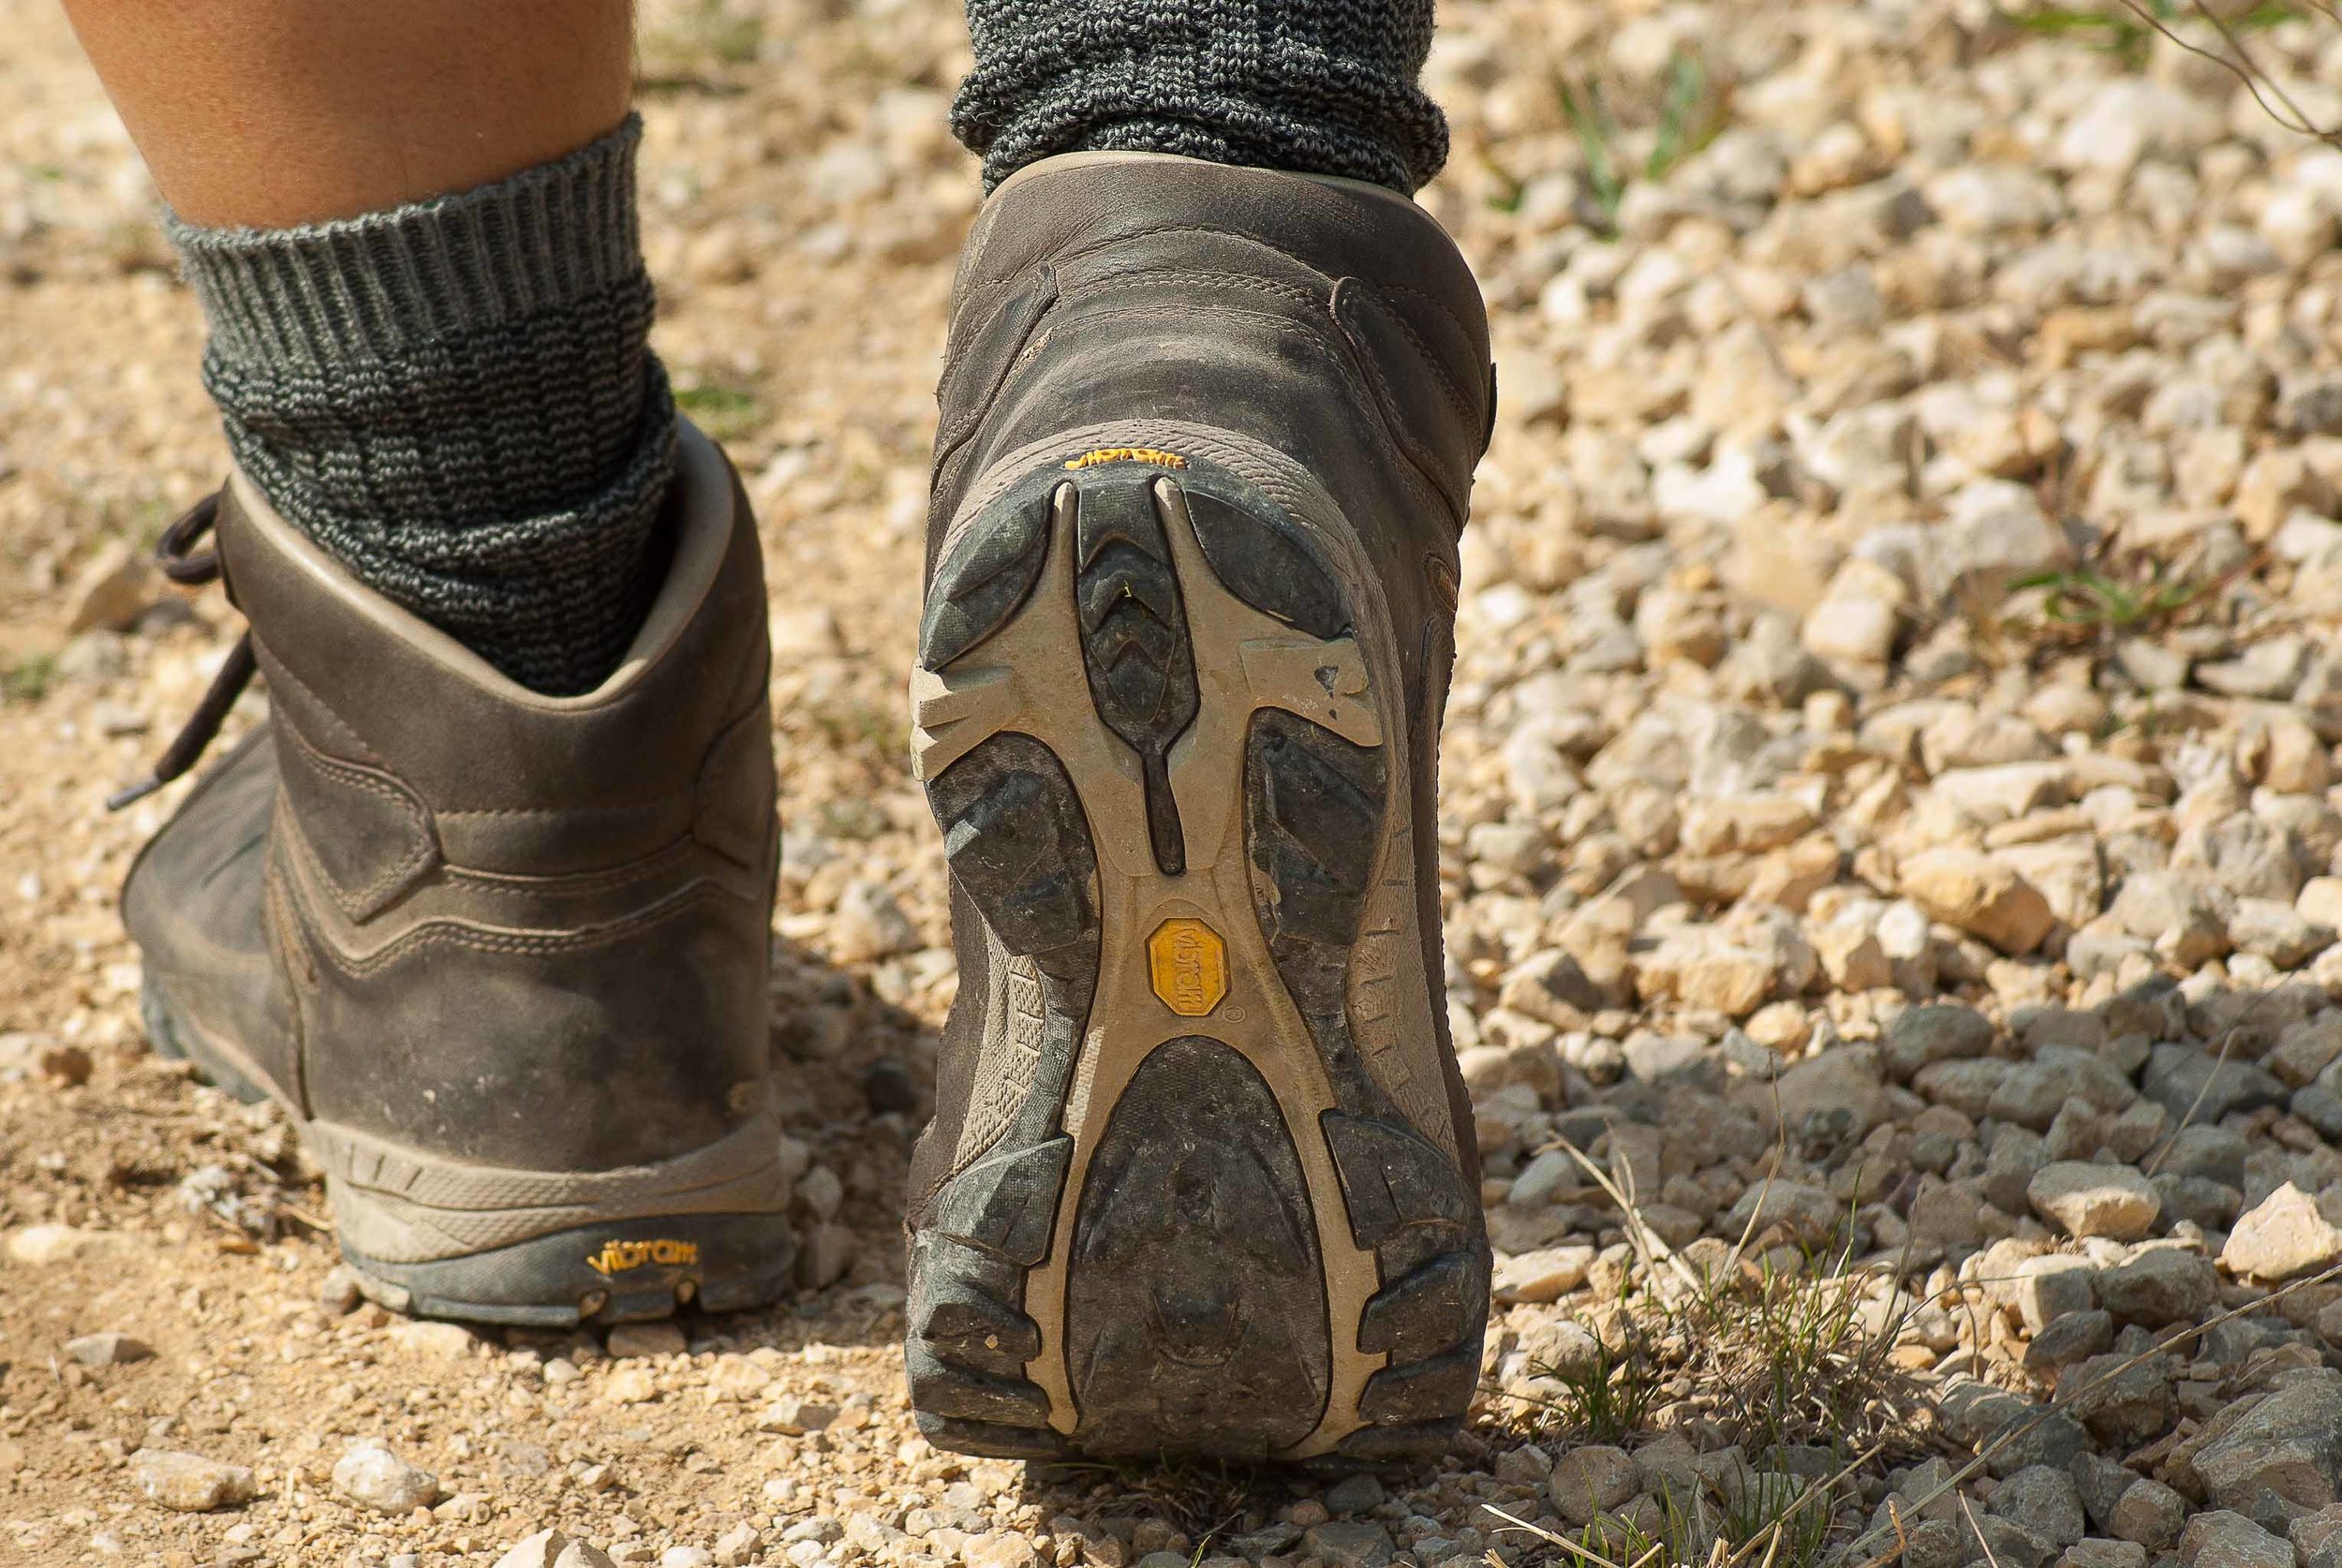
[59,0,635,227]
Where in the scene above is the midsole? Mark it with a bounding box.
[340,1210,797,1325]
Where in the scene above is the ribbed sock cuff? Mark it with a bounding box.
[168,116,679,697]
[167,117,646,366]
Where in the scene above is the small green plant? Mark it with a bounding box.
[1719,1473,1833,1568]
[2004,4,2160,67]
[1565,1507,1666,1568]
[1557,47,1724,236]
[1,654,54,704]
[1558,79,1629,235]
[1478,154,1529,214]
[1487,1142,1920,1564]
[673,380,764,443]
[2008,566,2210,633]
[1530,1320,1661,1445]
[1498,1474,1842,1568]
[1712,1247,1903,1457]
[1648,52,1711,186]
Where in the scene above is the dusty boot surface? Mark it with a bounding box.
[905,152,1496,1463]
[123,422,794,1326]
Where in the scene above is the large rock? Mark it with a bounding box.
[2161,1124,2250,1189]
[2095,1247,2218,1326]
[966,1533,1039,1568]
[2053,79,2223,178]
[2142,1045,2285,1123]
[1801,587,1899,666]
[2008,1254,2097,1335]
[2057,1353,2176,1449]
[2028,1163,2160,1242]
[2295,1504,2342,1568]
[2223,1183,2342,1281]
[2109,870,2230,965]
[1916,1058,2019,1119]
[1928,480,2070,599]
[2194,1377,2342,1516]
[1927,165,2063,235]
[2024,1309,2112,1381]
[2158,1172,2246,1232]
[1549,1444,1640,1526]
[1635,925,1778,1016]
[1968,1516,2056,1568]
[1491,1246,1594,1305]
[1988,1129,2051,1214]
[1992,1465,2085,1547]
[2178,1510,2294,1568]
[1899,847,2055,954]
[1995,836,2105,930]
[2109,1480,2187,1550]
[2231,897,2335,969]
[131,1449,256,1513]
[1299,1521,1395,1568]
[2179,815,2305,903]
[1774,1048,1886,1139]
[2071,1451,2140,1531]
[333,1441,440,1515]
[65,1331,154,1366]
[1942,1378,2093,1477]
[1932,763,2072,825]
[1883,1004,1995,1081]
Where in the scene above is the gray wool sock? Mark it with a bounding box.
[168,115,676,697]
[952,0,1445,193]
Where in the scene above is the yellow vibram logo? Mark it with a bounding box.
[586,1239,701,1277]
[1064,447,1188,471]
[1148,918,1228,1017]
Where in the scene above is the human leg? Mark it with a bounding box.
[66,0,668,695]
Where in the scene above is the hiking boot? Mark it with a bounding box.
[904,152,1496,1462]
[121,422,795,1325]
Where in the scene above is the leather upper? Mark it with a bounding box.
[931,153,1494,546]
[124,422,780,1173]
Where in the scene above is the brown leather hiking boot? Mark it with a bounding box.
[121,422,794,1325]
[903,153,1495,1462]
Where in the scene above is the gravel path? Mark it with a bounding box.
[7,0,2342,1564]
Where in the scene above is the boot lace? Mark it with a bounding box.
[106,490,258,810]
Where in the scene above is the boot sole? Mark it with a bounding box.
[907,434,1486,1463]
[141,979,795,1326]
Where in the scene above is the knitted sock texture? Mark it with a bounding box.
[168,115,676,697]
[952,0,1446,193]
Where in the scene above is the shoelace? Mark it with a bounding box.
[106,490,258,811]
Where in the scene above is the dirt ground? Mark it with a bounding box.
[12,0,2342,1565]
